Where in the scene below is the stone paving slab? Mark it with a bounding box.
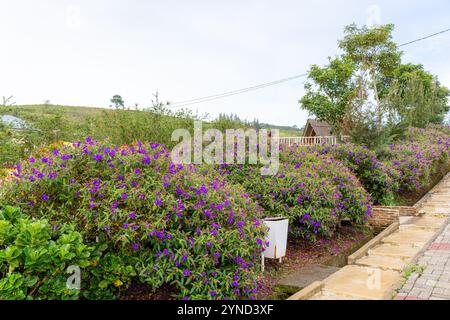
[310,292,362,300]
[356,255,408,271]
[381,230,435,246]
[320,265,401,300]
[399,217,446,231]
[369,243,422,259]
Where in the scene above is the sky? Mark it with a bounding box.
[1,0,449,127]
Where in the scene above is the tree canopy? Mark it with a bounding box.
[300,23,449,148]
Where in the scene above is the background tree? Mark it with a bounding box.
[300,56,358,136]
[385,63,450,127]
[110,95,125,109]
[300,23,449,149]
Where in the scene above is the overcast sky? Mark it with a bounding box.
[1,0,449,126]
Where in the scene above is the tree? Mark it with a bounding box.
[338,24,401,130]
[110,95,125,109]
[300,23,449,148]
[385,64,450,127]
[300,56,358,135]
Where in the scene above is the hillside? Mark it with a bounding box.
[4,104,303,136]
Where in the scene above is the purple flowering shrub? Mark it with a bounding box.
[302,144,400,204]
[380,126,450,192]
[220,150,372,240]
[2,139,267,300]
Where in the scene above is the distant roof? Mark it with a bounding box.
[303,119,332,136]
[1,115,30,130]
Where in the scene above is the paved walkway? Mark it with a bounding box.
[395,223,450,300]
[301,173,450,300]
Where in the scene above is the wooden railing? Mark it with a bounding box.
[275,136,349,146]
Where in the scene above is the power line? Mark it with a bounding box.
[171,27,450,109]
[171,73,308,108]
[397,28,450,47]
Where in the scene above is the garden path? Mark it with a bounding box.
[293,173,450,300]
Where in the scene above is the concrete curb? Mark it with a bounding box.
[287,281,324,300]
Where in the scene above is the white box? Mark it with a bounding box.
[263,217,289,260]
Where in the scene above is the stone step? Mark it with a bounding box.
[382,230,435,246]
[355,255,408,271]
[419,208,450,215]
[399,217,446,232]
[420,213,450,219]
[420,201,450,206]
[320,265,401,300]
[369,243,422,259]
[426,199,450,204]
[310,292,362,300]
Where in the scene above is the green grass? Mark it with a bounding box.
[7,104,303,135]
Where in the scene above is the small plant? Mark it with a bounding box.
[403,264,426,279]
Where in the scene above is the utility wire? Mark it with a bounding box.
[397,28,450,47]
[171,27,450,109]
[171,73,308,108]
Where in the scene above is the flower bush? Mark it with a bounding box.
[1,139,266,300]
[303,144,401,204]
[220,149,372,240]
[380,126,450,192]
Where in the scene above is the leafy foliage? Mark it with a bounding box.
[0,206,99,300]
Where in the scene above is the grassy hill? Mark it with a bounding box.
[0,104,303,166]
[6,104,303,136]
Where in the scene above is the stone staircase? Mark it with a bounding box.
[291,173,450,300]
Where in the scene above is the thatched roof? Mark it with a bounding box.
[303,119,332,137]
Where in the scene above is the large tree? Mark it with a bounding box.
[300,23,449,147]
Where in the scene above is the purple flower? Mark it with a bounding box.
[142,156,151,165]
[134,168,142,175]
[28,157,35,163]
[209,291,217,297]
[183,269,191,277]
[132,243,140,250]
[212,222,221,229]
[128,212,136,219]
[121,193,128,201]
[41,195,49,201]
[154,198,163,206]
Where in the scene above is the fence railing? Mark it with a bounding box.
[275,136,349,146]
